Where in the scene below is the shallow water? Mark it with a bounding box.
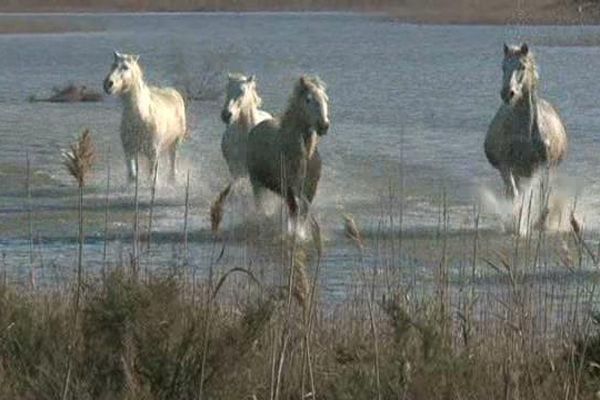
[1,13,600,302]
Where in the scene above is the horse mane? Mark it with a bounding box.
[281,75,328,141]
[508,45,539,90]
[523,52,539,90]
[286,75,329,115]
[228,73,263,108]
[292,75,328,100]
[130,59,145,85]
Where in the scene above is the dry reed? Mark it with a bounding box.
[210,183,232,234]
[60,128,96,400]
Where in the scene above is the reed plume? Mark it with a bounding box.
[60,128,96,400]
[343,212,364,250]
[62,129,96,188]
[210,183,232,234]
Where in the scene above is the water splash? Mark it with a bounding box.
[479,171,580,236]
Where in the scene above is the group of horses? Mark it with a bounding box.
[102,42,567,237]
[102,51,330,235]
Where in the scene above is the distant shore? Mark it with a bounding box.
[0,0,597,27]
[0,17,104,34]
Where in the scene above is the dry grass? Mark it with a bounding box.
[210,183,232,234]
[0,258,598,400]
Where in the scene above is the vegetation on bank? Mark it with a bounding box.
[0,0,599,25]
[1,249,600,399]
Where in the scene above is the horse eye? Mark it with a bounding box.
[121,65,129,71]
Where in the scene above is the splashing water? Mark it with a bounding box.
[479,171,580,236]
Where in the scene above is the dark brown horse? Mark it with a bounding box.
[246,76,330,236]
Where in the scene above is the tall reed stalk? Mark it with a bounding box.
[25,152,35,289]
[102,144,111,277]
[60,129,96,400]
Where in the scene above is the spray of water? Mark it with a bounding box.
[479,171,581,236]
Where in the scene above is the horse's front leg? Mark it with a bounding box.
[145,147,159,183]
[124,153,137,184]
[500,167,519,200]
[534,165,553,230]
[285,187,300,236]
[286,188,311,240]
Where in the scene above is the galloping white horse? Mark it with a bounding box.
[221,73,272,180]
[210,73,272,233]
[485,43,568,200]
[103,51,187,183]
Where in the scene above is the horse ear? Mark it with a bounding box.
[113,50,121,60]
[247,75,255,83]
[300,76,309,90]
[520,43,529,55]
[503,43,509,56]
[132,54,140,63]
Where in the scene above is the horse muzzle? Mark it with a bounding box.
[317,121,330,136]
[103,79,114,94]
[221,109,232,124]
[500,88,517,105]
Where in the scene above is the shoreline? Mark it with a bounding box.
[0,1,598,26]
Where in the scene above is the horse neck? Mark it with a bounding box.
[280,105,311,147]
[513,84,539,137]
[236,101,261,134]
[121,74,151,117]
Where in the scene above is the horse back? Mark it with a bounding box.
[149,86,185,110]
[147,86,187,143]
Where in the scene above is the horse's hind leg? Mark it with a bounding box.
[168,143,178,184]
[146,148,158,183]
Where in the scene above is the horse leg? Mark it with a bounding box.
[500,167,519,200]
[251,180,267,216]
[168,143,178,184]
[534,166,553,230]
[125,153,137,184]
[286,187,300,236]
[146,148,158,183]
[296,194,311,240]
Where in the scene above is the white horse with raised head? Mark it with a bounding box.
[210,74,272,233]
[221,73,272,179]
[103,51,187,183]
[485,43,568,200]
[246,75,330,236]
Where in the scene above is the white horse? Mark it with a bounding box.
[103,51,187,183]
[485,43,569,230]
[221,73,272,180]
[485,43,567,199]
[210,74,273,233]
